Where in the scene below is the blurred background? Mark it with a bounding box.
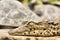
[17,0,60,7]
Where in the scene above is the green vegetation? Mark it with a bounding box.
[18,0,42,6]
[48,0,60,4]
[36,0,43,5]
[18,0,60,6]
[48,0,60,2]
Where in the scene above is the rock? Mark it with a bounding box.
[34,5,60,21]
[0,0,40,27]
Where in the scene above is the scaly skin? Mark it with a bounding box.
[8,20,60,37]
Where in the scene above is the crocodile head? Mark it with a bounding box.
[8,20,60,37]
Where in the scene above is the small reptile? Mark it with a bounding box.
[8,20,60,37]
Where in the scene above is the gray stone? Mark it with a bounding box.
[0,0,40,27]
[34,5,60,21]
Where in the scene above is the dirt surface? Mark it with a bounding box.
[0,29,10,36]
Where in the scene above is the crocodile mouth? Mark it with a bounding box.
[8,20,60,37]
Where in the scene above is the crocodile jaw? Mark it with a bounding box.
[8,20,60,37]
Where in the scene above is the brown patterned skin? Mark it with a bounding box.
[8,20,60,37]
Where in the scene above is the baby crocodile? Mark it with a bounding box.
[8,20,60,37]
